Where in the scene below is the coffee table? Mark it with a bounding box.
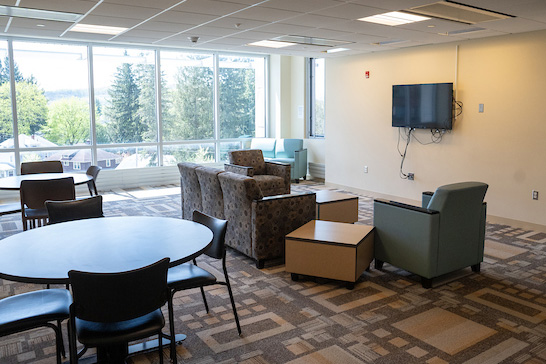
[315,190,359,223]
[285,220,374,289]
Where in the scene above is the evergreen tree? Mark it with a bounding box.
[105,61,144,143]
[135,62,157,142]
[165,61,213,141]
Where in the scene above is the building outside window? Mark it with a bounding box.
[0,39,268,177]
[308,58,325,138]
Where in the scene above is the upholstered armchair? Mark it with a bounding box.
[373,182,488,288]
[225,149,290,196]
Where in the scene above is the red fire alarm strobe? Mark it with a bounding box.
[365,71,370,78]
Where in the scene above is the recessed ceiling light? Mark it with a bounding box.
[359,11,430,26]
[36,24,45,27]
[69,24,128,35]
[0,5,81,22]
[326,48,350,53]
[247,40,296,48]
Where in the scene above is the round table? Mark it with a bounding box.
[0,172,93,190]
[0,216,213,284]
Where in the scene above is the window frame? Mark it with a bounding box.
[307,57,325,138]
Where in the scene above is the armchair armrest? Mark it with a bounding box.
[373,198,440,278]
[294,149,308,178]
[224,163,254,177]
[251,192,316,261]
[422,191,434,208]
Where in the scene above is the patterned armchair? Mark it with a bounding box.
[225,149,290,196]
[177,162,316,268]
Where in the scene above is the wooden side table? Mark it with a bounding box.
[315,190,359,223]
[285,220,374,289]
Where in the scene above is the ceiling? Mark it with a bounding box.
[1,0,546,57]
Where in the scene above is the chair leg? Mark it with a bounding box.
[225,277,242,335]
[374,259,384,269]
[68,318,78,364]
[199,286,210,313]
[158,331,164,364]
[421,277,433,289]
[167,292,178,364]
[57,319,66,358]
[471,263,481,273]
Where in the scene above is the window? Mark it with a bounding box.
[219,55,265,139]
[308,58,325,138]
[73,162,81,170]
[0,40,267,176]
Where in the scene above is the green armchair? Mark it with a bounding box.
[373,182,488,288]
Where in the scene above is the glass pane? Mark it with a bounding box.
[93,47,157,144]
[219,55,265,139]
[0,41,12,144]
[0,152,15,178]
[312,58,325,137]
[161,51,213,142]
[97,146,157,170]
[11,42,90,147]
[163,143,215,164]
[219,141,244,162]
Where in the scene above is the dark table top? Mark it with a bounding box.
[0,216,213,284]
[0,173,93,190]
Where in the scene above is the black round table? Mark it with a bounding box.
[0,216,213,284]
[0,172,93,191]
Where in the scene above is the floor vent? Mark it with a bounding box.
[308,162,325,180]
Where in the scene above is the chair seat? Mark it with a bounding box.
[0,289,71,336]
[167,263,217,291]
[75,309,164,347]
[253,175,286,197]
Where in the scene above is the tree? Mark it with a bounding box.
[0,56,25,86]
[104,61,144,143]
[45,97,89,145]
[164,62,214,141]
[134,62,158,142]
[0,81,48,141]
[219,61,256,139]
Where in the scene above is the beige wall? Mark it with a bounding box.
[325,30,546,228]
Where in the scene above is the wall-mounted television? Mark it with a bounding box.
[392,82,453,130]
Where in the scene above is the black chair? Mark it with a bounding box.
[166,211,241,363]
[0,289,72,364]
[20,177,76,230]
[85,165,101,196]
[46,195,104,224]
[68,258,170,364]
[21,160,63,175]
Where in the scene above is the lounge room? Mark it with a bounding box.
[0,1,545,363]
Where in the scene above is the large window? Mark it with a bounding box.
[308,58,325,138]
[0,39,267,176]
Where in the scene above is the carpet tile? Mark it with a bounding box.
[0,182,544,363]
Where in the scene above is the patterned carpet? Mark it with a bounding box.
[0,182,545,364]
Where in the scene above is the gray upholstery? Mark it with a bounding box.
[177,162,202,220]
[373,181,488,287]
[177,163,315,267]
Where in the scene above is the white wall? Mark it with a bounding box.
[325,30,546,229]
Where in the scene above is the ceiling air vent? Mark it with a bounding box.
[408,1,514,25]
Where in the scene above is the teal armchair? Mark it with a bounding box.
[272,139,308,182]
[373,182,488,288]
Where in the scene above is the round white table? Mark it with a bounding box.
[0,173,93,191]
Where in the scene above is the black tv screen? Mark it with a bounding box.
[392,83,453,130]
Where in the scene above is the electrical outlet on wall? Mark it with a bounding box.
[532,190,539,200]
[407,173,414,180]
[364,166,368,173]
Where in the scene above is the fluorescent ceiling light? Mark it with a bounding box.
[247,40,295,48]
[0,5,82,22]
[326,47,350,53]
[70,24,128,35]
[359,11,430,26]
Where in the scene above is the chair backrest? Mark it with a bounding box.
[21,161,63,175]
[228,149,266,175]
[275,139,303,159]
[192,210,227,260]
[250,138,276,158]
[86,165,101,180]
[46,195,104,224]
[427,181,488,270]
[195,166,225,219]
[178,162,203,220]
[69,258,170,323]
[20,177,76,210]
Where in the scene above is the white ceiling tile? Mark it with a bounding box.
[89,3,160,19]
[311,3,382,20]
[235,6,301,22]
[258,23,315,35]
[281,14,348,28]
[208,16,269,30]
[173,0,248,16]
[83,15,141,27]
[152,10,217,25]
[19,0,96,14]
[263,0,344,13]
